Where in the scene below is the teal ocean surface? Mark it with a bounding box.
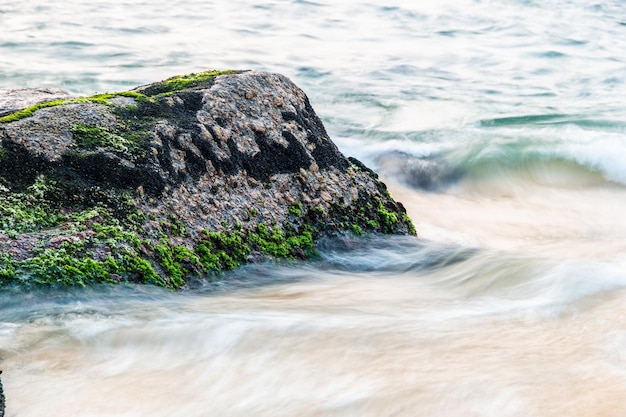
[2,1,626,416]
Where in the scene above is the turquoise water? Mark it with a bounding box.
[2,1,626,416]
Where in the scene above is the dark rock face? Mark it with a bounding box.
[0,370,4,417]
[0,70,415,288]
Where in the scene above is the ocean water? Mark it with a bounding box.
[2,1,626,416]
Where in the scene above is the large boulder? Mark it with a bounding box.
[0,70,415,289]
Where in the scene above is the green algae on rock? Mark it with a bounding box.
[0,70,416,289]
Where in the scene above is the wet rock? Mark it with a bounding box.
[376,151,461,191]
[0,370,4,417]
[0,70,415,289]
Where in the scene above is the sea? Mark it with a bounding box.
[1,1,626,416]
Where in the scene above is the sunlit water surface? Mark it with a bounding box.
[2,0,626,415]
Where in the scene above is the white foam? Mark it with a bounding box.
[447,257,626,320]
[560,131,626,185]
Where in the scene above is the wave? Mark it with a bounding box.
[338,120,626,192]
[314,235,626,316]
[376,147,613,193]
[479,113,626,130]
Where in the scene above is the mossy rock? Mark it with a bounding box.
[0,70,416,289]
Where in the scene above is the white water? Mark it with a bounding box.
[2,0,626,415]
[3,255,626,416]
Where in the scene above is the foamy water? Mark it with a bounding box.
[2,255,626,416]
[2,0,626,415]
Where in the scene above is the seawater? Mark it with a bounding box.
[2,1,626,416]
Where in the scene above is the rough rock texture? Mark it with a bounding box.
[0,70,415,289]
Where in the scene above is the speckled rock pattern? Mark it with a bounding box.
[0,71,415,287]
[131,72,412,237]
[0,87,72,117]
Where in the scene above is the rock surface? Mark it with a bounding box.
[0,70,415,289]
[0,370,4,417]
[0,87,73,117]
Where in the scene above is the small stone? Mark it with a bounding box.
[320,191,332,202]
[250,120,266,134]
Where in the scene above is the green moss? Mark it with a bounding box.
[288,202,303,217]
[154,241,190,289]
[156,70,236,95]
[92,222,141,248]
[401,213,417,235]
[126,211,147,226]
[0,70,231,124]
[304,192,415,237]
[246,208,258,219]
[0,176,67,234]
[1,228,165,289]
[78,91,148,105]
[167,215,187,237]
[0,92,149,124]
[1,186,413,289]
[366,220,380,229]
[124,255,163,287]
[194,243,232,272]
[0,187,174,289]
[194,224,316,274]
[249,224,313,258]
[0,253,16,280]
[377,201,399,233]
[11,242,165,289]
[311,206,326,217]
[21,248,123,287]
[72,124,140,156]
[0,70,233,124]
[0,99,67,123]
[196,229,250,271]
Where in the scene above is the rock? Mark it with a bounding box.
[0,87,73,117]
[0,70,416,289]
[0,370,4,417]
